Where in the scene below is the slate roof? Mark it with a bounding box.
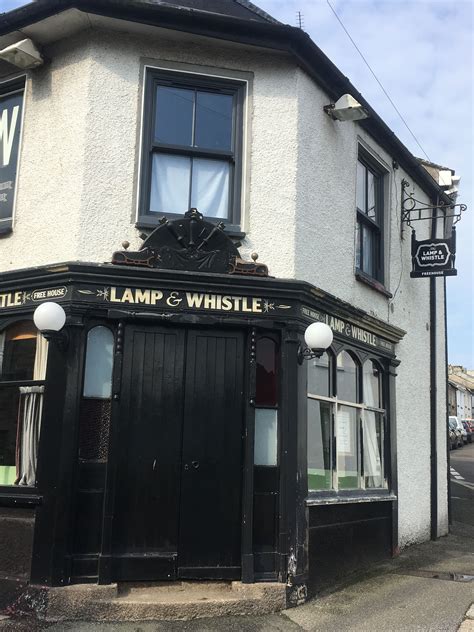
[137,0,280,23]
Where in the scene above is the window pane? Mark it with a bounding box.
[195,92,233,151]
[308,352,330,398]
[367,170,376,219]
[83,327,114,399]
[355,221,361,269]
[362,224,374,276]
[308,399,332,490]
[0,387,20,485]
[337,351,358,402]
[1,322,36,381]
[150,153,191,215]
[337,405,359,489]
[78,399,112,462]
[256,337,278,406]
[154,86,194,146]
[356,161,366,212]
[191,157,229,218]
[254,408,278,466]
[363,360,382,408]
[363,411,385,488]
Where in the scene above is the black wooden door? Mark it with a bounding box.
[111,326,186,580]
[111,325,244,581]
[178,329,245,579]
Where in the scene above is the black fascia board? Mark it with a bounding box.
[0,0,450,206]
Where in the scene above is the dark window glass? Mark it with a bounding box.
[307,352,330,398]
[337,351,358,403]
[307,399,332,490]
[0,386,20,485]
[195,91,233,150]
[355,156,383,281]
[1,322,36,381]
[256,337,278,406]
[154,86,193,146]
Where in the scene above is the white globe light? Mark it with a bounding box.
[33,302,66,332]
[304,322,333,351]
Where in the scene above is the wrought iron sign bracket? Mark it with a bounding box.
[400,178,467,238]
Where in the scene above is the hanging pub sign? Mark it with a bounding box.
[410,228,457,278]
[0,84,24,233]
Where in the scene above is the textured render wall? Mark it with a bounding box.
[294,67,446,547]
[0,36,92,272]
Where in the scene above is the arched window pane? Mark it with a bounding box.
[363,360,382,408]
[308,352,330,398]
[83,327,114,399]
[337,351,358,402]
[1,322,37,381]
[256,337,278,406]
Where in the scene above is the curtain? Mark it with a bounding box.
[15,335,48,486]
[15,386,44,486]
[363,411,382,488]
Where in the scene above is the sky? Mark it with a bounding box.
[1,0,473,366]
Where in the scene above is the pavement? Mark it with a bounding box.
[1,443,472,631]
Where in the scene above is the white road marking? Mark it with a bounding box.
[450,467,465,480]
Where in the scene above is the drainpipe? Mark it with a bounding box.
[445,277,451,526]
[429,198,439,540]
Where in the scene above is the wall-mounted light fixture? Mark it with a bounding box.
[0,38,43,69]
[324,94,369,122]
[298,322,333,364]
[33,302,68,349]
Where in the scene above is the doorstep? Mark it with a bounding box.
[44,580,288,622]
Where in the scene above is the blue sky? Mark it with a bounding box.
[1,0,473,366]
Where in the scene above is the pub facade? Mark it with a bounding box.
[0,0,451,611]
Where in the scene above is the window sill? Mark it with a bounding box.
[0,490,43,507]
[0,221,12,236]
[136,215,246,241]
[355,270,392,298]
[306,492,396,506]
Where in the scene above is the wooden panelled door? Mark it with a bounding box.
[111,325,245,581]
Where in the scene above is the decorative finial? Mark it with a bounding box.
[251,252,259,262]
[122,240,130,250]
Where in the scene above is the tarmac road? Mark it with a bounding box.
[450,441,474,528]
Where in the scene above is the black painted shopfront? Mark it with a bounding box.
[0,216,405,598]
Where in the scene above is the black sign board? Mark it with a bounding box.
[0,87,24,233]
[410,229,457,278]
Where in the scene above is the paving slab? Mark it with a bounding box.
[284,572,473,632]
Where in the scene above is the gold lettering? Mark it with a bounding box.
[186,292,204,308]
[232,296,241,311]
[121,288,135,303]
[252,298,262,313]
[221,296,233,311]
[110,287,120,303]
[204,294,216,309]
[241,297,252,312]
[135,289,150,304]
[150,290,163,305]
[13,291,22,306]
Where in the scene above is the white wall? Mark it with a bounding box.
[0,25,448,544]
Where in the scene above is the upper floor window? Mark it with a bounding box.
[139,70,245,233]
[355,151,385,282]
[0,79,25,235]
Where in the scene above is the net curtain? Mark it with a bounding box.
[15,335,48,486]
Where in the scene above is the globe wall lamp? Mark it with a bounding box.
[33,302,68,350]
[298,322,333,365]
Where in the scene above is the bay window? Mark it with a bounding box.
[307,349,388,493]
[0,321,47,487]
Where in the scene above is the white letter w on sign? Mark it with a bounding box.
[0,105,19,167]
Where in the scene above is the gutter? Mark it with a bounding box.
[0,0,453,207]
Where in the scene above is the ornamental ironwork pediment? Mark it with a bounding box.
[112,209,268,277]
